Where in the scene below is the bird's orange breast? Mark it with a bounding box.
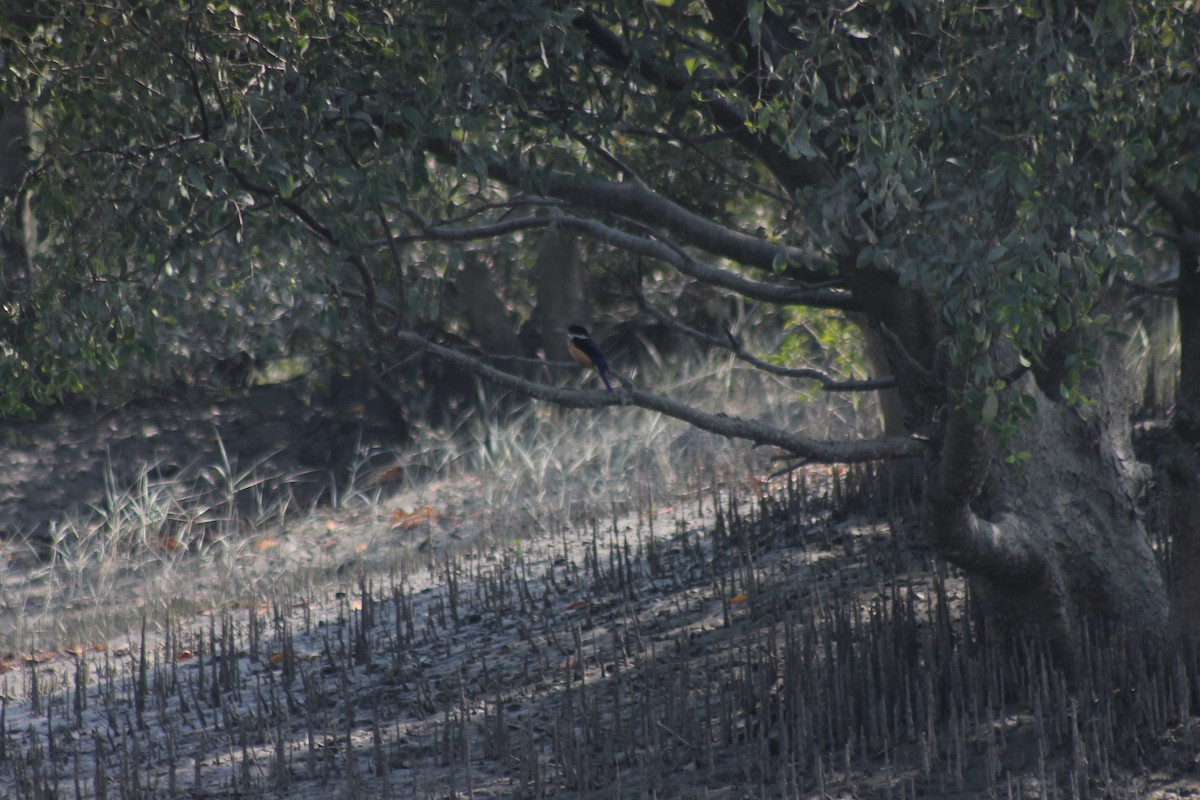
[567,340,594,368]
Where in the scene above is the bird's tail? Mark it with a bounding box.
[598,366,613,392]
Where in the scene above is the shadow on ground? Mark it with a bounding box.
[0,384,403,542]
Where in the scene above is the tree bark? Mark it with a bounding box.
[459,253,526,362]
[1165,203,1200,644]
[535,229,589,362]
[848,312,923,509]
[920,330,1169,646]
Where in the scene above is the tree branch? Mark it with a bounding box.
[378,207,552,244]
[1118,273,1179,299]
[229,166,337,244]
[391,329,922,463]
[374,199,408,331]
[383,203,859,311]
[478,156,835,280]
[921,397,1042,583]
[552,213,857,310]
[636,292,893,390]
[1144,179,1198,230]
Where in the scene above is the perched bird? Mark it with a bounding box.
[566,324,613,392]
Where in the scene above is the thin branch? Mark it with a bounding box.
[381,204,859,311]
[1118,273,1179,299]
[224,166,388,337]
[613,119,800,209]
[374,199,408,331]
[391,329,923,463]
[229,167,337,243]
[721,327,894,391]
[348,253,382,339]
[334,286,402,319]
[637,291,894,390]
[676,134,798,208]
[569,131,644,183]
[570,10,833,192]
[178,27,211,140]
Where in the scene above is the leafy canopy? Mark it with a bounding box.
[0,1,1195,415]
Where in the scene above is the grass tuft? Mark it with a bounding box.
[2,347,871,653]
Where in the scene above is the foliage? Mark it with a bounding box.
[0,0,1196,419]
[775,306,868,403]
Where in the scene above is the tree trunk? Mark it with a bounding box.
[921,338,1169,647]
[849,312,922,510]
[459,252,527,362]
[1165,213,1200,644]
[535,228,589,362]
[1166,437,1200,644]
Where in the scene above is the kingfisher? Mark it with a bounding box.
[566,324,613,392]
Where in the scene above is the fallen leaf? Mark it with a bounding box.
[391,506,439,529]
[370,466,406,485]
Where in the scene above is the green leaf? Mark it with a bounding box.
[772,249,789,274]
[981,392,998,427]
[747,1,764,49]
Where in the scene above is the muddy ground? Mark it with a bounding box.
[0,384,403,542]
[1,394,1199,799]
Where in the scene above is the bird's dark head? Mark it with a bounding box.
[567,324,589,337]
